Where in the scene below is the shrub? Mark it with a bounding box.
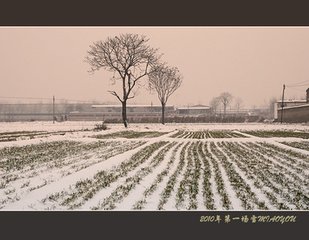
[94,121,108,131]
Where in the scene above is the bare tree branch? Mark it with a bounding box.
[108,90,123,103]
[148,63,182,124]
[218,92,233,116]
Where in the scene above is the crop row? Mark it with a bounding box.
[0,141,146,207]
[157,142,190,210]
[204,143,232,209]
[58,141,146,172]
[175,142,198,209]
[196,142,214,209]
[94,142,178,210]
[210,142,267,210]
[0,141,81,172]
[0,140,139,173]
[244,142,309,179]
[245,142,309,199]
[7,137,309,210]
[132,142,184,210]
[242,130,309,139]
[171,130,245,139]
[93,130,169,139]
[280,141,309,154]
[219,141,290,209]
[43,141,169,209]
[0,131,47,142]
[221,141,309,209]
[241,142,308,204]
[0,129,89,142]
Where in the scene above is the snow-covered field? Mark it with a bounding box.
[0,121,309,211]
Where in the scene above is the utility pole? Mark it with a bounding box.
[280,84,285,124]
[53,95,55,124]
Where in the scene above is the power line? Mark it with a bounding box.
[286,80,309,88]
[0,96,103,103]
[287,79,309,85]
[0,96,51,100]
[285,87,306,93]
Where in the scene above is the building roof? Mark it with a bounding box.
[277,99,306,103]
[278,103,309,110]
[92,104,174,108]
[192,104,209,108]
[177,106,210,110]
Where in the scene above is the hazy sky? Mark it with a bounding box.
[1,27,309,108]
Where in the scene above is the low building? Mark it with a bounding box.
[274,99,307,119]
[176,105,211,115]
[276,88,309,123]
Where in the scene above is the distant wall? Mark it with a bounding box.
[0,113,66,122]
[277,105,309,123]
[0,103,264,123]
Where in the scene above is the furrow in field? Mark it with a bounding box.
[175,142,197,210]
[241,142,309,187]
[224,142,301,209]
[200,142,218,209]
[216,142,270,210]
[260,141,309,167]
[81,142,176,210]
[142,143,183,210]
[0,141,145,208]
[195,142,205,210]
[206,142,234,210]
[3,141,164,210]
[210,142,265,210]
[90,142,177,210]
[188,142,202,209]
[240,142,309,209]
[158,142,191,210]
[219,141,276,209]
[115,142,179,210]
[131,143,184,210]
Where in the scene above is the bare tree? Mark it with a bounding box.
[234,97,243,114]
[218,92,233,116]
[85,33,160,127]
[268,97,277,119]
[210,97,221,114]
[148,64,182,124]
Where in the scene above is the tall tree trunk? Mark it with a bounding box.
[122,101,128,128]
[161,102,165,125]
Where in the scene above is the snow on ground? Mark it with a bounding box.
[143,143,184,210]
[207,142,243,210]
[115,143,179,210]
[1,121,309,134]
[3,141,150,210]
[0,121,309,210]
[214,142,273,209]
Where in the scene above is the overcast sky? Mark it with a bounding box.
[1,27,309,108]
